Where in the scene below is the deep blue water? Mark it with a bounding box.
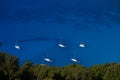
[0,0,120,67]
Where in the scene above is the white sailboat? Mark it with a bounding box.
[71,50,79,63]
[71,58,78,62]
[58,43,66,48]
[44,51,52,62]
[58,38,66,48]
[15,45,21,49]
[14,41,21,49]
[44,58,52,62]
[80,43,85,48]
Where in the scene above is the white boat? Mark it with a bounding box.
[80,43,85,48]
[14,40,21,49]
[44,58,52,62]
[71,58,78,62]
[58,43,66,48]
[71,49,79,63]
[15,45,21,49]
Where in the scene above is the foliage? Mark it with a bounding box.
[61,64,86,80]
[0,52,19,80]
[15,61,35,80]
[0,52,120,80]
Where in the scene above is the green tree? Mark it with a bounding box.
[103,63,120,80]
[33,65,51,80]
[16,61,35,80]
[0,52,19,80]
[47,66,62,80]
[61,64,86,80]
[90,63,111,79]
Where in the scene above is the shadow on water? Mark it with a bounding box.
[17,37,56,42]
[0,42,2,46]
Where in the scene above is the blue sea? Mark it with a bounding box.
[0,0,120,67]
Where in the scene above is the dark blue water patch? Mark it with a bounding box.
[72,22,102,34]
[1,0,120,24]
[0,42,2,47]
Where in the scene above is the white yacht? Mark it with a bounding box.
[44,58,52,62]
[15,45,21,49]
[71,58,78,62]
[58,43,66,48]
[80,43,85,48]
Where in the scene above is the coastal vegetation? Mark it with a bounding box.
[0,52,120,80]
